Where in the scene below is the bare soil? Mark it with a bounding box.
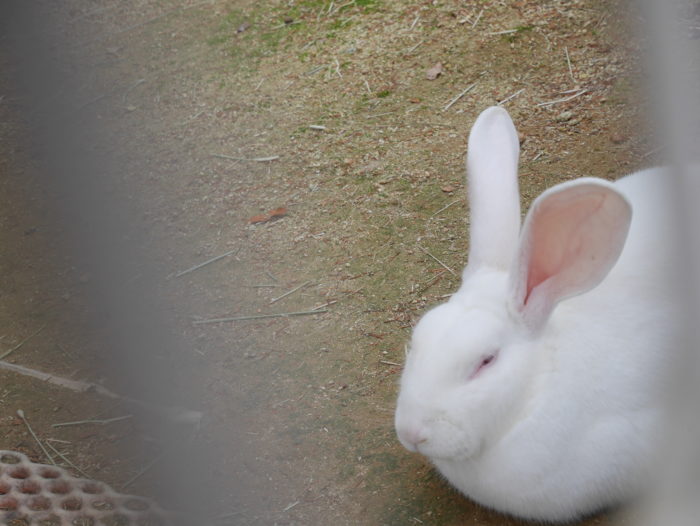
[1,1,656,524]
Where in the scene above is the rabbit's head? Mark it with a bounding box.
[395,107,633,461]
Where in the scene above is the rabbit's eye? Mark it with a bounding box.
[470,352,498,379]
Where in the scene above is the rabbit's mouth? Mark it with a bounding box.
[417,428,478,462]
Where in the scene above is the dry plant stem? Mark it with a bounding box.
[366,112,393,119]
[270,280,311,304]
[193,309,329,324]
[418,246,456,276]
[311,300,337,311]
[472,9,483,28]
[405,40,424,54]
[487,29,518,35]
[173,247,239,278]
[498,88,525,106]
[52,415,133,428]
[431,199,461,217]
[444,82,477,111]
[565,46,576,83]
[212,153,280,162]
[17,409,55,465]
[45,441,92,479]
[2,360,201,424]
[0,324,46,360]
[537,89,587,107]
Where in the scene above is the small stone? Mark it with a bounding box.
[610,132,627,144]
[518,132,526,145]
[556,111,573,122]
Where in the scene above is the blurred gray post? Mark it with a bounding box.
[1,1,209,519]
[641,0,700,524]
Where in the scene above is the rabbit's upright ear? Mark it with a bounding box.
[510,179,632,332]
[465,107,522,275]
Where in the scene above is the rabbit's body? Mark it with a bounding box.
[395,109,678,522]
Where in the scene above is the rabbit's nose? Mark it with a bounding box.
[397,425,429,452]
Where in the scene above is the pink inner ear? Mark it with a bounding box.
[515,182,632,331]
[524,194,605,304]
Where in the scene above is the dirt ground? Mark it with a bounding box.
[1,0,659,524]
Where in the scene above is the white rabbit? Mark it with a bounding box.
[394,106,680,522]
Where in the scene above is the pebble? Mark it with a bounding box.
[610,132,627,144]
[556,111,573,122]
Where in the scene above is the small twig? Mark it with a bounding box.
[329,0,355,15]
[443,82,477,111]
[2,361,201,425]
[418,246,456,276]
[364,79,372,94]
[309,125,327,130]
[366,112,394,119]
[17,410,55,465]
[415,270,446,296]
[0,324,46,360]
[311,300,337,311]
[380,360,401,366]
[193,309,328,325]
[409,15,420,30]
[52,415,133,428]
[564,46,576,83]
[536,89,587,107]
[471,9,483,28]
[431,199,460,217]
[270,281,311,304]
[405,40,424,54]
[212,154,280,162]
[487,29,517,35]
[283,501,300,512]
[497,88,525,106]
[532,151,544,162]
[334,57,342,78]
[173,248,239,278]
[44,442,91,479]
[307,64,328,76]
[244,284,280,288]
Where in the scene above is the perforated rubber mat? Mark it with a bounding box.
[0,450,173,525]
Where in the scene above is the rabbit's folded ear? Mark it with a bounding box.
[465,107,521,275]
[510,179,632,332]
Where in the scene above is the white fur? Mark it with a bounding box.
[395,107,679,522]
